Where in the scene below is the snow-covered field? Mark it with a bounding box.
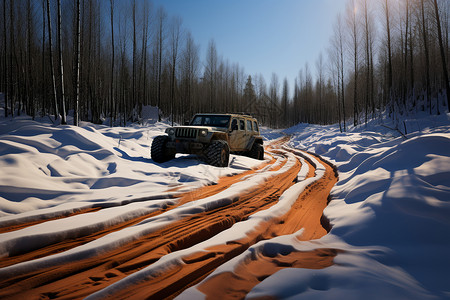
[0,105,449,299]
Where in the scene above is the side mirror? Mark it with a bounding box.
[184,121,190,125]
[231,124,238,131]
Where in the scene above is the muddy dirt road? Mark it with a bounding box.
[0,137,338,299]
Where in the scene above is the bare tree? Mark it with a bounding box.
[281,77,289,126]
[46,0,59,121]
[205,39,218,112]
[156,6,167,118]
[433,0,450,111]
[362,0,371,123]
[139,0,151,110]
[347,0,360,126]
[337,14,346,131]
[420,0,431,113]
[180,31,200,119]
[109,0,114,126]
[269,73,279,127]
[3,0,7,117]
[9,0,14,116]
[73,0,80,126]
[57,0,66,124]
[315,52,324,123]
[132,0,136,114]
[383,0,393,105]
[169,16,182,125]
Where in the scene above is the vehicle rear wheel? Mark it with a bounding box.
[205,140,230,167]
[249,143,264,160]
[151,135,175,163]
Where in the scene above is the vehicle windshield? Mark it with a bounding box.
[190,115,231,128]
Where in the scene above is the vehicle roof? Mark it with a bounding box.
[193,113,256,119]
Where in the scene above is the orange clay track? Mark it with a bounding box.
[0,136,338,300]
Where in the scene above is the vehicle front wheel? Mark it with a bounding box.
[249,143,264,160]
[151,135,175,163]
[205,140,230,167]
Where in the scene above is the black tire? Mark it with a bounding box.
[249,142,264,160]
[205,140,230,167]
[151,135,175,163]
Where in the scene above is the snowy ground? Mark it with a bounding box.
[249,113,450,299]
[0,104,449,299]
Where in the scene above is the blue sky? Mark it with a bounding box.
[152,0,347,91]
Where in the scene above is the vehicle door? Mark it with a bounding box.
[228,118,247,150]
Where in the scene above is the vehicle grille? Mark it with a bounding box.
[175,128,198,138]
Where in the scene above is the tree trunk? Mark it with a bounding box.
[403,0,409,108]
[27,0,34,118]
[3,0,7,117]
[41,0,46,116]
[433,0,450,111]
[110,0,114,127]
[73,0,80,126]
[9,0,14,116]
[57,0,66,124]
[385,0,393,105]
[351,2,358,127]
[421,0,431,113]
[46,0,58,122]
[132,0,136,117]
[364,0,370,124]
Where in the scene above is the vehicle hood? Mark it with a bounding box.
[173,126,228,132]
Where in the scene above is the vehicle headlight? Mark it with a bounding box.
[199,129,208,137]
[166,128,175,136]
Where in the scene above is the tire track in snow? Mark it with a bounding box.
[0,141,296,298]
[90,149,337,300]
[0,155,279,267]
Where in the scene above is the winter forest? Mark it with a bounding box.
[0,0,449,129]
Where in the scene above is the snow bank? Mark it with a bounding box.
[179,112,450,299]
[0,118,265,220]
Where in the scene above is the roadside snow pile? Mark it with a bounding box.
[0,117,265,221]
[215,112,450,300]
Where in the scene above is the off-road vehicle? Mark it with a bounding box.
[151,113,264,167]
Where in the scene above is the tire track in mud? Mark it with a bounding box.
[0,154,278,236]
[0,139,299,299]
[0,137,338,300]
[102,149,338,300]
[0,155,279,268]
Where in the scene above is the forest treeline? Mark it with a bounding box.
[0,0,449,129]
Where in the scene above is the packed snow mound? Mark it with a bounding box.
[180,112,450,299]
[239,113,450,299]
[0,118,265,218]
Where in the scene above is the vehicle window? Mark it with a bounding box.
[231,119,238,130]
[191,115,231,127]
[192,117,202,125]
[239,119,245,130]
[247,120,252,131]
[253,121,259,132]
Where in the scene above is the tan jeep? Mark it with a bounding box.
[151,113,264,167]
